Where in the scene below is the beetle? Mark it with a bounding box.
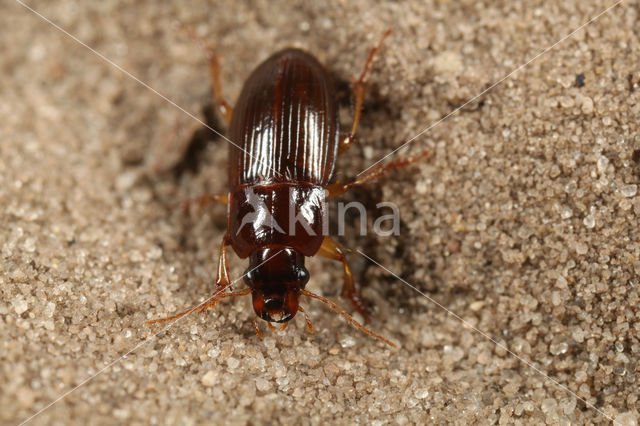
[148,30,428,346]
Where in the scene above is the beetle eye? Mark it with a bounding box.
[297,267,310,287]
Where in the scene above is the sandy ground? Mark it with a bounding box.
[2,0,640,424]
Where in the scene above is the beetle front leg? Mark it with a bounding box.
[214,235,232,290]
[316,236,370,321]
[146,234,243,323]
[195,234,232,314]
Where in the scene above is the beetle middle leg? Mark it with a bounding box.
[327,149,431,198]
[189,235,233,315]
[174,193,229,213]
[316,236,370,321]
[339,29,392,155]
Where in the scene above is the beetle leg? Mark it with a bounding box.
[340,29,392,155]
[187,235,233,313]
[209,54,234,125]
[338,132,358,155]
[316,236,370,322]
[327,149,431,198]
[173,22,234,125]
[174,193,229,213]
[214,235,232,290]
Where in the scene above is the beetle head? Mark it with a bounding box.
[245,247,309,323]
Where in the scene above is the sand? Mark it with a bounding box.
[2,0,639,424]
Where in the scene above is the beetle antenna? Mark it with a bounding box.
[300,289,396,348]
[146,287,251,325]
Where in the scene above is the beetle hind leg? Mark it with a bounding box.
[174,22,234,125]
[339,29,392,155]
[208,54,233,125]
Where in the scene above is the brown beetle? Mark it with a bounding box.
[148,30,428,346]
